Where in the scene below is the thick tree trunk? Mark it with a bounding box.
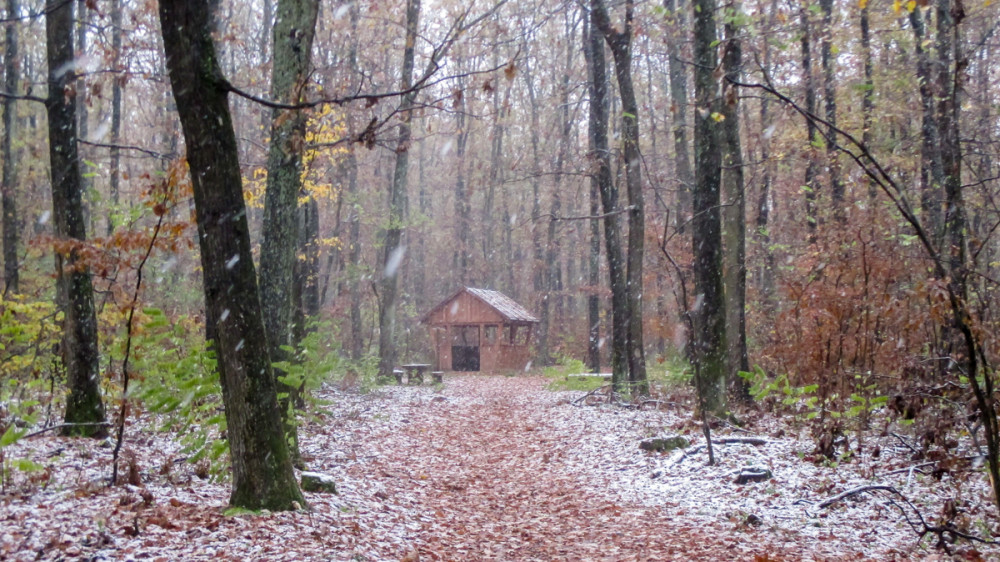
[593,0,647,395]
[378,0,420,378]
[937,0,964,277]
[2,0,18,295]
[587,2,628,389]
[258,0,319,462]
[691,0,727,416]
[158,0,306,510]
[909,7,945,251]
[47,0,107,438]
[721,12,749,397]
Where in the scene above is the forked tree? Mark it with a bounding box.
[158,0,306,511]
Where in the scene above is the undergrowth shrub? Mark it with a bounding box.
[274,319,342,421]
[128,308,228,478]
[750,221,983,460]
[0,294,64,489]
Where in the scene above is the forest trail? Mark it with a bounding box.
[4,375,963,561]
[303,376,795,561]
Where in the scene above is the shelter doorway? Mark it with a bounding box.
[451,325,480,371]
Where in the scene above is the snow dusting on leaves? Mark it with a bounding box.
[2,375,996,560]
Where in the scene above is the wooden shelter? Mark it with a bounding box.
[421,287,539,372]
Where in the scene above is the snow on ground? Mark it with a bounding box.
[1,374,997,560]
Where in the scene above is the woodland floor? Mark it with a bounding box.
[2,374,999,561]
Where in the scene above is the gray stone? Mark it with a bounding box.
[735,468,773,484]
[301,471,338,494]
[639,436,690,453]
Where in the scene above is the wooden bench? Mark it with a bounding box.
[393,369,405,385]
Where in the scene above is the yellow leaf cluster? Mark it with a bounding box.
[301,104,349,203]
[317,236,342,250]
[243,166,268,209]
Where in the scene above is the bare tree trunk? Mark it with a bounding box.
[453,74,471,286]
[665,0,693,232]
[799,4,820,242]
[756,0,778,304]
[860,0,876,202]
[909,6,945,251]
[345,2,363,361]
[258,0,319,462]
[2,0,19,295]
[593,0,647,395]
[159,0,306,510]
[378,0,420,378]
[721,8,749,397]
[937,0,963,277]
[587,1,628,389]
[691,0,727,416]
[523,56,550,364]
[107,0,123,236]
[583,17,602,374]
[75,0,91,234]
[47,0,107,438]
[819,0,843,219]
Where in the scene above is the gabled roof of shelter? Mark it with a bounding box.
[421,287,539,324]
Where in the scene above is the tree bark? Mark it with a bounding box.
[691,0,727,416]
[799,4,820,242]
[586,5,628,388]
[47,0,107,438]
[258,0,319,461]
[108,0,123,236]
[582,18,602,374]
[453,74,472,285]
[345,1,364,361]
[860,0,876,201]
[665,0,693,232]
[158,0,306,510]
[756,0,779,304]
[2,0,19,295]
[523,56,551,366]
[75,0,91,233]
[909,6,945,248]
[378,0,420,378]
[592,0,647,395]
[819,0,843,219]
[721,8,749,397]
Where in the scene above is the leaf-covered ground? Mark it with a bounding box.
[2,374,997,560]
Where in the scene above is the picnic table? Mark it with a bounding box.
[401,363,431,385]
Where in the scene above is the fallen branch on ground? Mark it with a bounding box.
[816,484,998,553]
[572,384,612,405]
[24,422,112,439]
[670,437,767,466]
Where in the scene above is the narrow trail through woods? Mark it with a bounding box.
[8,374,942,561]
[317,376,786,560]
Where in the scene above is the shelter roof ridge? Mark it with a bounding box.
[420,287,539,324]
